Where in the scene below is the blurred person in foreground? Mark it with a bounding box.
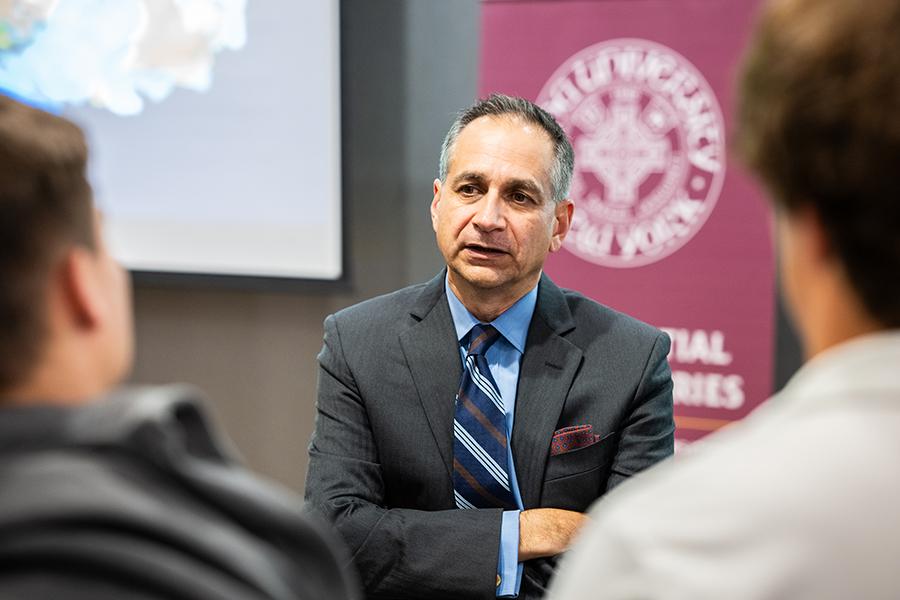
[549,0,900,598]
[0,95,356,600]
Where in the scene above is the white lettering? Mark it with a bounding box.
[672,370,745,410]
[661,327,733,366]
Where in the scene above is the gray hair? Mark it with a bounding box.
[438,94,575,203]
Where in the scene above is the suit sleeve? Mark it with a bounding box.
[606,331,675,491]
[304,314,504,600]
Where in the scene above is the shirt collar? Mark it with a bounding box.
[778,329,900,408]
[445,274,538,354]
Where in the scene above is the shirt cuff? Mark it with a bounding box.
[497,509,522,597]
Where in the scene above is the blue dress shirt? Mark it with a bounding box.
[446,277,538,598]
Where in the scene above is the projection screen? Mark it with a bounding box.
[66,1,342,282]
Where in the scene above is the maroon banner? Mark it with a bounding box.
[480,0,774,446]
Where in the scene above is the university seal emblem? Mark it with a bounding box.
[537,38,726,268]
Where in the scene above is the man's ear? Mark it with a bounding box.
[806,206,832,265]
[789,204,832,269]
[431,179,442,232]
[549,199,575,252]
[59,247,103,330]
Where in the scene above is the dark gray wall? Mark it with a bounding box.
[130,0,480,492]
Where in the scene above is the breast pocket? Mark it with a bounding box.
[540,431,616,511]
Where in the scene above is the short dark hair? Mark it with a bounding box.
[736,0,900,327]
[439,93,575,202]
[0,96,95,391]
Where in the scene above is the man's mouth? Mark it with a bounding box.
[463,243,508,256]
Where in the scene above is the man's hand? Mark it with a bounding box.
[518,508,589,561]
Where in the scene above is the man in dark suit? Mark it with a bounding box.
[305,94,674,599]
[0,95,356,600]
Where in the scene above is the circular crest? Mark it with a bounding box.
[537,38,726,268]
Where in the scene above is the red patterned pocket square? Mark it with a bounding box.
[550,425,601,456]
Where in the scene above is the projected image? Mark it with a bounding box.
[0,0,342,282]
[0,0,246,115]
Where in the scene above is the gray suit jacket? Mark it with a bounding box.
[305,272,674,599]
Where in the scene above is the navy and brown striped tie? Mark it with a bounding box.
[453,324,516,510]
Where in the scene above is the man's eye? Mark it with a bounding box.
[511,192,532,204]
[459,185,479,196]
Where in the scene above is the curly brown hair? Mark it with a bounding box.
[736,0,900,327]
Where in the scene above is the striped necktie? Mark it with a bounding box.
[453,324,516,510]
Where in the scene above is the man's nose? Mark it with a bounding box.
[472,190,506,232]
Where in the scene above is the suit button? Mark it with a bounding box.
[496,574,501,588]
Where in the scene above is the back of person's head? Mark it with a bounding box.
[737,0,900,328]
[0,96,129,400]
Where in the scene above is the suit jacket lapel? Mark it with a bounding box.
[399,271,461,478]
[512,274,583,508]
